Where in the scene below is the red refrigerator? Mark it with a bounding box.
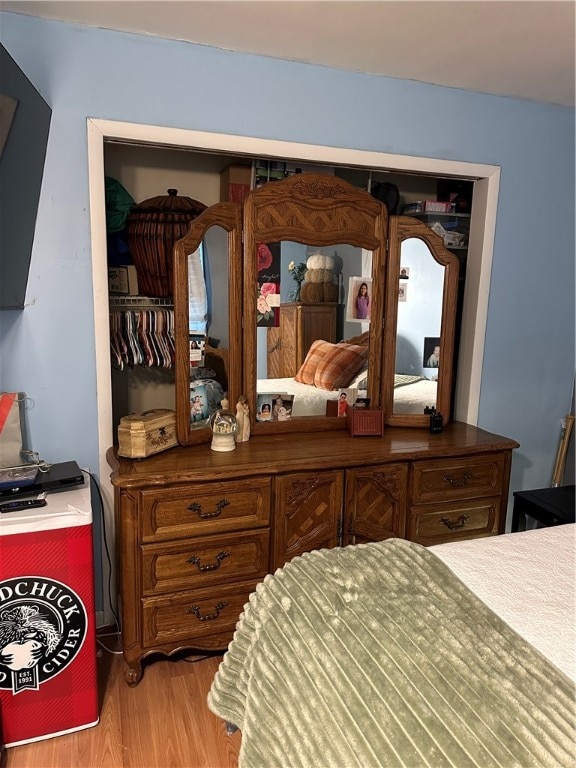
[0,481,99,747]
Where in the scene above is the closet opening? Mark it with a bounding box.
[88,119,500,625]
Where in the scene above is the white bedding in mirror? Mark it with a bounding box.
[258,377,343,417]
[258,375,438,417]
[392,377,437,413]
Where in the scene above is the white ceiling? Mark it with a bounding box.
[1,0,575,107]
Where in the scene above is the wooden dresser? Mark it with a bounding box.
[108,422,518,685]
[267,302,338,378]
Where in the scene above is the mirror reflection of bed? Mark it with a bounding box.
[393,236,443,414]
[255,235,446,419]
[256,241,372,418]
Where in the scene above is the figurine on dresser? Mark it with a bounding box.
[236,395,250,442]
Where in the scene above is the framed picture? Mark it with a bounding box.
[256,394,274,422]
[190,383,209,426]
[398,281,408,302]
[337,387,358,417]
[346,276,372,323]
[189,334,205,365]
[269,393,294,420]
[423,337,441,369]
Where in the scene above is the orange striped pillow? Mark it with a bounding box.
[294,340,333,385]
[314,343,368,391]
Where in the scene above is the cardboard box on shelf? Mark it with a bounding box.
[108,265,139,295]
[403,200,456,214]
[220,164,252,203]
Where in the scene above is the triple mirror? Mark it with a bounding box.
[174,173,459,446]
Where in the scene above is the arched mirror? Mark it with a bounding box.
[383,216,460,428]
[243,174,388,435]
[174,202,243,445]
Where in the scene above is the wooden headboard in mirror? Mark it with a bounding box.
[174,202,243,446]
[243,173,388,435]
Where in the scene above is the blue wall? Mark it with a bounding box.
[1,15,574,557]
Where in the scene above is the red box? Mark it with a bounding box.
[220,164,252,203]
[346,407,384,436]
[0,484,99,747]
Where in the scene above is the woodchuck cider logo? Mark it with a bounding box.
[0,577,87,694]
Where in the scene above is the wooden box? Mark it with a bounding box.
[346,407,384,437]
[220,164,252,204]
[117,409,177,458]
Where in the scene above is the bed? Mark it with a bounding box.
[259,331,438,417]
[208,525,575,767]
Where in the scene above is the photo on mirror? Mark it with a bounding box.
[272,393,294,421]
[189,334,206,366]
[190,383,210,426]
[257,242,281,327]
[423,337,441,369]
[346,276,372,322]
[337,387,358,417]
[398,281,408,302]
[256,394,274,422]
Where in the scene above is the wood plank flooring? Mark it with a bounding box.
[3,641,240,768]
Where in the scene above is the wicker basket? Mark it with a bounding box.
[127,189,206,297]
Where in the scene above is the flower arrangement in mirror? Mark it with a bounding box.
[288,261,307,301]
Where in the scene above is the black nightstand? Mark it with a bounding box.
[512,485,575,532]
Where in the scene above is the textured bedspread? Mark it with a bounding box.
[208,539,575,768]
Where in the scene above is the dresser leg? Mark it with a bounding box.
[124,661,143,686]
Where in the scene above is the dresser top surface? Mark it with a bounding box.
[108,421,519,489]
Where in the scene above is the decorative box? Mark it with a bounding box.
[108,265,139,295]
[127,189,206,298]
[346,407,384,437]
[117,408,177,458]
[403,200,456,214]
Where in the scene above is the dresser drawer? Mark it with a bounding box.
[142,581,257,648]
[410,453,506,505]
[141,529,270,595]
[408,497,501,545]
[140,477,271,542]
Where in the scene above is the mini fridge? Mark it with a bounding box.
[0,481,99,747]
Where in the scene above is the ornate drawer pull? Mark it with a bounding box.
[187,602,227,622]
[187,498,230,519]
[442,471,472,488]
[186,551,229,572]
[440,514,469,530]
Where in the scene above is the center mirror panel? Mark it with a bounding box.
[256,242,374,419]
[383,216,460,428]
[243,174,388,435]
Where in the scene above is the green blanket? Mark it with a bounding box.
[394,374,425,388]
[208,539,575,768]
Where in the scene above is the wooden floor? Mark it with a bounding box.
[3,640,241,768]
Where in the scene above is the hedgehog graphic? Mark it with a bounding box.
[0,605,61,671]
